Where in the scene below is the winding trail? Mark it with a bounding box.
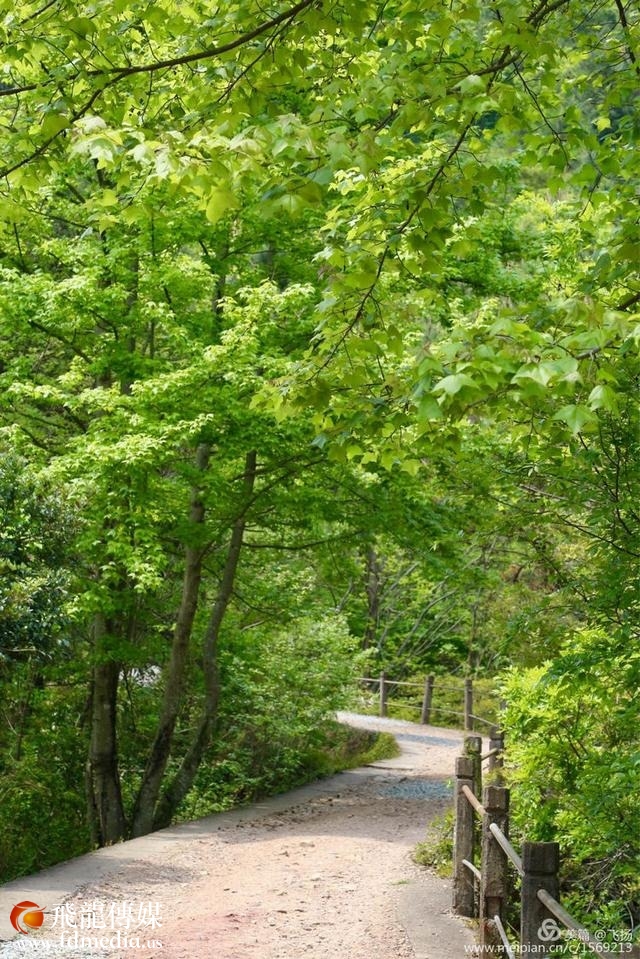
[0,714,476,959]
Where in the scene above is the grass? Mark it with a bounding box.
[413,809,455,878]
[302,721,400,776]
[174,715,402,829]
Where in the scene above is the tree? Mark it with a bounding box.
[0,174,432,847]
[0,457,72,760]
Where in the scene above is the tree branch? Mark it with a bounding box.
[613,0,639,72]
[98,0,317,79]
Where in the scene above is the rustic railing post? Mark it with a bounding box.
[480,785,510,949]
[379,670,387,717]
[453,755,475,917]
[420,674,434,725]
[464,734,483,799]
[521,841,560,949]
[464,678,473,731]
[489,729,505,782]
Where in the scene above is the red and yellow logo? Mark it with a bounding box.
[10,901,45,934]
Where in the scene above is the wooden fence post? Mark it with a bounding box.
[464,734,483,799]
[488,729,505,782]
[480,785,510,949]
[521,841,560,950]
[379,671,387,717]
[452,756,476,917]
[464,678,473,731]
[420,674,434,725]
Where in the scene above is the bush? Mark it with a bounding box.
[176,722,398,821]
[0,694,89,882]
[413,810,454,877]
[499,627,640,942]
[175,614,377,819]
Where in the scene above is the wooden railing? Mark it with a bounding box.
[359,672,495,731]
[453,734,605,956]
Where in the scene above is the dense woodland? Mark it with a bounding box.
[0,0,638,946]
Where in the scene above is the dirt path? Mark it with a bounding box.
[0,714,476,959]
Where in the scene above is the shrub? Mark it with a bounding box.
[499,627,640,940]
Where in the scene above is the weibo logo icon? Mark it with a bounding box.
[10,901,45,934]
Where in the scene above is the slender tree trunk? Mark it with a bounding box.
[363,545,381,651]
[152,449,257,830]
[120,252,139,396]
[87,613,126,845]
[130,443,210,838]
[84,240,137,846]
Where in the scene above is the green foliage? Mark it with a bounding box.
[414,810,454,878]
[0,459,84,882]
[0,687,89,881]
[500,628,640,934]
[178,724,399,822]
[175,614,363,815]
[0,457,71,659]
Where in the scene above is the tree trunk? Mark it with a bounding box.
[363,545,381,651]
[130,443,210,838]
[87,613,126,845]
[152,449,257,830]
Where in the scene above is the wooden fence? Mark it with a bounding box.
[359,672,495,732]
[453,733,609,957]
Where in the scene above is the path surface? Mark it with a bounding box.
[0,714,476,959]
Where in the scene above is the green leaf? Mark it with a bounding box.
[553,405,598,434]
[380,449,397,470]
[41,112,69,138]
[433,373,476,396]
[417,395,443,421]
[400,458,421,476]
[588,385,618,413]
[68,16,97,37]
[512,363,553,388]
[205,188,237,224]
[457,74,485,95]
